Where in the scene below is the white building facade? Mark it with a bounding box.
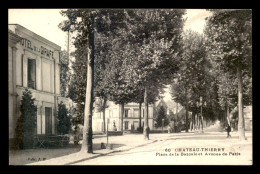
[92,101,155,132]
[8,24,64,145]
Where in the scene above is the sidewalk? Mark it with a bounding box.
[26,134,159,165]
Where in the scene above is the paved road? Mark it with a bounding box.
[71,131,252,165]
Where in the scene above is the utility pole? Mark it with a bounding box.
[107,118,109,147]
[67,31,70,60]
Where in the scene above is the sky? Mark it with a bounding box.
[8,9,212,107]
[183,9,212,34]
[8,9,212,50]
[8,9,68,50]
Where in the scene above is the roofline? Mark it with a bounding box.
[8,24,61,50]
[8,29,23,44]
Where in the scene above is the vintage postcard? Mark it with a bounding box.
[8,9,252,165]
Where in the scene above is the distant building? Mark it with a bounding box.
[243,105,252,131]
[230,105,252,131]
[92,101,155,132]
[92,98,185,132]
[8,24,70,146]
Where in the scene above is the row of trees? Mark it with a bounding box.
[59,9,186,153]
[170,10,252,140]
[58,9,251,153]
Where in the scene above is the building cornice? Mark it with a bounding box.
[8,30,23,46]
[16,85,56,96]
[8,24,61,50]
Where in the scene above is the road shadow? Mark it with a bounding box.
[65,143,126,165]
[66,140,158,165]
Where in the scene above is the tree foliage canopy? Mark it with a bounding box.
[204,9,252,108]
[57,102,72,135]
[204,9,252,75]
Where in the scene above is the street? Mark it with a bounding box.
[71,131,252,165]
[27,127,252,165]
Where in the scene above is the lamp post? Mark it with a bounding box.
[53,49,61,135]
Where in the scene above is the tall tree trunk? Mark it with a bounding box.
[201,105,203,132]
[139,102,142,133]
[176,103,178,119]
[226,105,231,127]
[102,98,107,133]
[185,88,189,132]
[120,103,124,133]
[223,111,226,128]
[143,86,149,140]
[176,103,178,130]
[81,15,95,153]
[197,113,200,130]
[81,47,94,153]
[192,112,195,131]
[237,66,246,140]
[194,114,197,131]
[190,117,193,130]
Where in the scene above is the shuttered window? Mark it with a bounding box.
[28,59,36,89]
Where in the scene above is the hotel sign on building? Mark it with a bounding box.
[20,37,55,59]
[8,24,63,146]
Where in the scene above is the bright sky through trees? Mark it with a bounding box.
[8,9,212,104]
[8,9,211,49]
[183,9,212,34]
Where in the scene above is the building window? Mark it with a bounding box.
[45,107,52,135]
[28,59,36,89]
[124,121,129,130]
[142,109,144,118]
[125,109,129,118]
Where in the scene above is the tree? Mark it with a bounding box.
[13,89,37,149]
[60,9,96,153]
[68,46,88,132]
[170,30,206,132]
[155,105,169,128]
[57,102,72,135]
[105,56,135,132]
[131,83,162,132]
[204,9,252,140]
[123,9,186,139]
[94,10,136,133]
[59,9,131,152]
[93,10,128,133]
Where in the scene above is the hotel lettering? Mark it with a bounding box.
[20,38,54,58]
